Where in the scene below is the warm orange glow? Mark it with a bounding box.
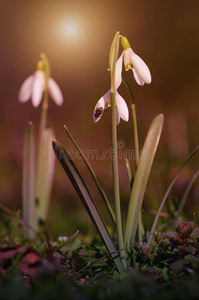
[58,19,82,41]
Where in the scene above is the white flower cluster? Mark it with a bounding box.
[93,36,152,125]
[19,60,63,107]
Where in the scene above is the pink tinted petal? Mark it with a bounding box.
[115,52,123,89]
[93,92,107,123]
[116,92,129,122]
[32,71,45,107]
[18,75,34,103]
[132,69,145,86]
[48,78,63,106]
[123,50,132,71]
[128,49,152,85]
[116,108,120,125]
[93,96,105,123]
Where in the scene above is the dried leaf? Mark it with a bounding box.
[19,251,59,277]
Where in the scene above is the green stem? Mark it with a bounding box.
[38,54,51,151]
[109,32,125,268]
[35,90,49,228]
[131,104,139,167]
[122,78,139,168]
[138,212,144,243]
[122,78,143,242]
[39,91,48,145]
[37,53,50,153]
[111,90,125,267]
[35,55,50,228]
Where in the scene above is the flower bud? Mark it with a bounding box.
[121,36,131,50]
[36,60,45,71]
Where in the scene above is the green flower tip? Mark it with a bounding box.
[121,36,131,50]
[36,59,45,71]
[40,53,51,78]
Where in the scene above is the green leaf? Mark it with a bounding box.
[125,158,133,188]
[64,126,116,226]
[52,140,124,273]
[148,145,199,245]
[109,31,120,75]
[124,114,164,247]
[35,126,55,225]
[22,122,36,238]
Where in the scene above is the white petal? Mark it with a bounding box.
[123,50,132,71]
[93,90,110,122]
[116,92,129,122]
[116,108,120,125]
[132,69,145,86]
[32,71,45,107]
[18,75,34,103]
[128,48,152,85]
[124,48,152,85]
[48,78,63,106]
[115,52,123,89]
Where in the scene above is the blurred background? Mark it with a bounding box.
[0,0,199,237]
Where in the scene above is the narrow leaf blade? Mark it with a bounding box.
[172,168,199,231]
[64,126,116,225]
[53,140,124,273]
[124,114,164,247]
[35,126,55,225]
[23,122,36,238]
[148,145,199,245]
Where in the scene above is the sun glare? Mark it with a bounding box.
[59,20,81,41]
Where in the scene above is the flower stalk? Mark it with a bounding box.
[35,55,55,228]
[109,32,126,268]
[19,54,63,231]
[122,77,139,168]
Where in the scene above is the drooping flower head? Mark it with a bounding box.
[93,53,129,125]
[19,56,63,107]
[121,36,152,86]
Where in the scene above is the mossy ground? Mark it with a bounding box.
[1,215,199,300]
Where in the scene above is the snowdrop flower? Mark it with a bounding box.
[93,90,129,125]
[93,54,129,125]
[121,36,152,86]
[19,60,63,107]
[58,236,68,242]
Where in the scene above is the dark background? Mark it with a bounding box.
[0,0,199,236]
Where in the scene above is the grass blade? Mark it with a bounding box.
[124,114,164,248]
[22,122,36,238]
[171,168,199,231]
[148,145,199,245]
[64,126,116,226]
[52,140,124,273]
